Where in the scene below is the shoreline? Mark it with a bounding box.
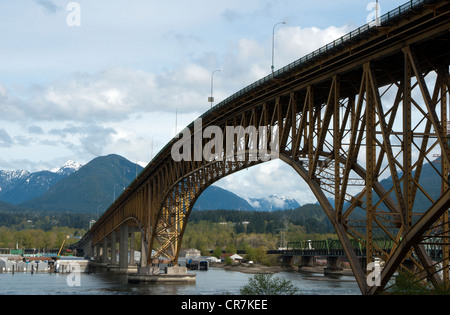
[214,263,354,277]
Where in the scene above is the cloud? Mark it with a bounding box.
[221,0,279,23]
[266,195,286,208]
[0,20,353,185]
[271,25,353,70]
[35,0,62,14]
[0,23,351,126]
[221,9,242,23]
[215,160,318,205]
[49,123,117,157]
[0,129,13,147]
[28,125,44,135]
[0,68,157,122]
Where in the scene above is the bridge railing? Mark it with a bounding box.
[273,237,446,259]
[144,0,437,174]
[208,0,436,116]
[277,239,396,257]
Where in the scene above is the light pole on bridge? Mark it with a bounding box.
[272,21,286,74]
[209,69,221,109]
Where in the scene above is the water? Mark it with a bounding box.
[0,268,360,295]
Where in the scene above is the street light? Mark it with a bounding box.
[209,69,221,109]
[271,21,286,74]
[113,183,120,202]
[376,0,380,27]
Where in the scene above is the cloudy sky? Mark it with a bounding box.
[0,0,408,205]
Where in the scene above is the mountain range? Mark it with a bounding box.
[0,153,444,219]
[193,186,300,212]
[0,154,302,215]
[0,161,82,205]
[249,195,300,212]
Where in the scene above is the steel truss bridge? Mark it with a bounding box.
[270,239,446,261]
[77,0,450,295]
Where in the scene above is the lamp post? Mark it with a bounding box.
[376,0,380,27]
[209,69,221,108]
[271,22,286,74]
[113,183,120,202]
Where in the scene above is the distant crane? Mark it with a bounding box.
[58,235,82,256]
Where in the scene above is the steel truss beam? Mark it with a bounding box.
[80,1,449,295]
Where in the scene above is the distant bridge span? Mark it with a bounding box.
[77,0,450,295]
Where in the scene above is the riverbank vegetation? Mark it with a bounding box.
[182,220,336,253]
[0,208,89,250]
[240,274,299,295]
[0,226,85,249]
[181,205,338,266]
[0,204,336,256]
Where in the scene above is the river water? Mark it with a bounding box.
[0,267,360,295]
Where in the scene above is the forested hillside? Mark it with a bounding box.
[188,203,334,234]
[0,202,335,250]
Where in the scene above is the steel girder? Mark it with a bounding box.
[279,55,450,294]
[80,1,450,295]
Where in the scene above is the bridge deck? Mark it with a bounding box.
[76,0,450,295]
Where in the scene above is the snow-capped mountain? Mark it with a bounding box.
[192,187,300,212]
[248,194,300,211]
[0,161,82,205]
[0,169,30,192]
[51,160,83,176]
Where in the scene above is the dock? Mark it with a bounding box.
[128,265,196,284]
[0,255,89,274]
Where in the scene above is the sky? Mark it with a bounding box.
[0,0,409,205]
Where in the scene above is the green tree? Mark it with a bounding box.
[225,244,236,254]
[224,256,233,265]
[240,274,299,295]
[213,247,223,258]
[244,246,257,262]
[254,246,272,266]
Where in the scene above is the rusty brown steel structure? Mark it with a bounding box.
[78,0,450,295]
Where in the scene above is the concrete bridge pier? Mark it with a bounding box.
[85,225,145,274]
[128,265,196,284]
[324,257,343,276]
[102,237,108,263]
[84,239,94,260]
[116,225,138,274]
[83,225,194,281]
[299,256,314,268]
[128,228,196,284]
[110,231,117,264]
[140,229,148,268]
[94,243,100,261]
[119,225,128,270]
[281,255,295,265]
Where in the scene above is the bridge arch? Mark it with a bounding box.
[78,1,450,295]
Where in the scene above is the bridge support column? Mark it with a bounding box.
[324,257,343,276]
[94,243,100,262]
[84,239,94,260]
[102,238,108,263]
[119,225,129,270]
[111,231,117,264]
[299,256,314,268]
[129,228,135,265]
[140,231,147,268]
[281,256,294,265]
